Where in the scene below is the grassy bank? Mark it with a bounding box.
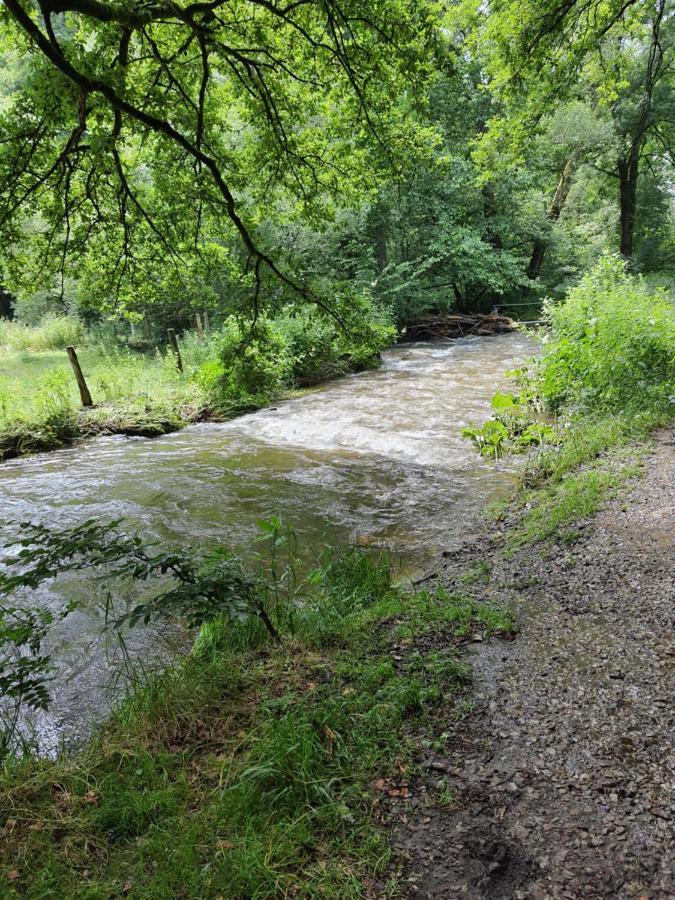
[0,308,395,463]
[472,257,674,550]
[0,543,513,897]
[0,343,204,461]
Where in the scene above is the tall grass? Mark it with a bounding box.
[0,315,83,352]
[501,256,675,547]
[0,531,514,897]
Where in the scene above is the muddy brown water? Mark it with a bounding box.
[0,333,534,752]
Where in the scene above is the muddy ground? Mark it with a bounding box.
[386,430,674,898]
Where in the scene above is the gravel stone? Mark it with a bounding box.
[389,430,674,899]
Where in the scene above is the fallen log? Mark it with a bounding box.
[403,312,514,341]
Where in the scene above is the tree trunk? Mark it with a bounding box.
[527,157,574,280]
[373,218,388,271]
[526,239,547,281]
[0,286,14,319]
[618,143,641,262]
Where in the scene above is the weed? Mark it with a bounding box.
[0,315,83,353]
[461,561,491,584]
[432,785,457,809]
[466,257,674,548]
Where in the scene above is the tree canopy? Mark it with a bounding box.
[0,0,672,325]
[0,0,441,315]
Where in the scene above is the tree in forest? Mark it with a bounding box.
[285,64,533,323]
[463,0,673,267]
[0,284,13,317]
[587,5,673,260]
[0,0,441,318]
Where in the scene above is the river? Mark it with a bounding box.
[0,332,534,752]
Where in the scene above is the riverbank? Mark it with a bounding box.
[0,354,370,464]
[0,304,401,464]
[387,426,674,897]
[1,419,670,897]
[0,546,518,897]
[0,340,203,462]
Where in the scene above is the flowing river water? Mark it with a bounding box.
[0,332,534,752]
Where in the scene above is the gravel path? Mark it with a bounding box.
[391,430,674,898]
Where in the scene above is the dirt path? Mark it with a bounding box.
[390,430,674,898]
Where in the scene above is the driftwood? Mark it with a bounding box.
[404,313,515,341]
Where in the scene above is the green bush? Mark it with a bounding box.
[272,306,395,387]
[199,318,294,411]
[537,256,675,415]
[277,312,349,385]
[334,312,397,372]
[199,305,395,410]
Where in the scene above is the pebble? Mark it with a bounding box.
[389,430,675,899]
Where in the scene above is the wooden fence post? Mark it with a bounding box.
[66,346,94,407]
[167,328,184,372]
[195,312,205,338]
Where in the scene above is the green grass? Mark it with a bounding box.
[501,407,671,551]
[0,553,514,898]
[0,337,212,461]
[509,446,645,550]
[483,409,671,543]
[0,346,202,425]
[461,560,491,585]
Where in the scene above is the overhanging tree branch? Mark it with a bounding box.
[2,0,328,312]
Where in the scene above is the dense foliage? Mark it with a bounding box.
[463,255,674,462]
[462,254,674,551]
[0,0,440,323]
[199,305,395,410]
[537,257,675,414]
[0,0,671,335]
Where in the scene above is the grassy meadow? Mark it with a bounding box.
[0,323,207,461]
[0,317,207,414]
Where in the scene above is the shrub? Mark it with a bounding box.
[537,256,675,415]
[277,304,395,385]
[199,305,395,411]
[335,312,396,371]
[199,318,293,411]
[277,312,349,385]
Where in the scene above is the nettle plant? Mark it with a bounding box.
[462,380,557,460]
[0,519,282,756]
